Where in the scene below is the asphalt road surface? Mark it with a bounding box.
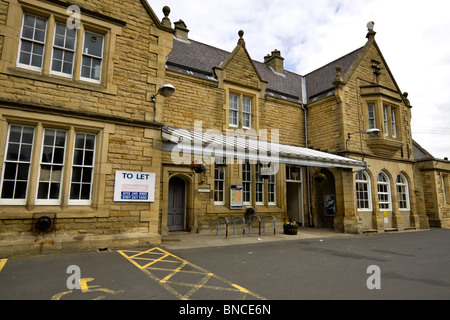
[0,228,449,302]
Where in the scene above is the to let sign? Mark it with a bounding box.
[114,171,156,202]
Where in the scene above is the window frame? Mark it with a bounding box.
[68,132,97,205]
[0,120,101,208]
[228,92,253,130]
[377,172,392,211]
[7,3,121,93]
[242,96,252,129]
[268,173,276,205]
[17,12,48,72]
[35,128,68,205]
[396,173,410,211]
[356,171,372,212]
[383,105,389,137]
[367,103,376,130]
[50,21,77,78]
[229,93,239,128]
[242,161,252,205]
[80,30,104,84]
[0,125,35,205]
[255,163,264,205]
[391,108,397,138]
[214,164,225,205]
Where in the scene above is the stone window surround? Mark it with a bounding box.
[224,84,259,132]
[0,0,123,95]
[0,108,114,219]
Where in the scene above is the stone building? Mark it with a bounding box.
[0,1,439,256]
[159,19,430,236]
[0,0,173,255]
[413,141,450,228]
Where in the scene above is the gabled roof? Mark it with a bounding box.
[167,37,306,102]
[413,140,435,161]
[305,47,363,99]
[166,35,363,104]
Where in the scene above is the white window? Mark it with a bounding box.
[69,133,96,204]
[396,174,410,210]
[268,173,276,205]
[391,108,397,138]
[81,31,104,83]
[229,93,253,129]
[0,123,97,206]
[255,163,264,205]
[286,166,302,182]
[229,94,239,127]
[36,129,67,204]
[242,161,252,205]
[242,97,252,129]
[368,103,376,130]
[377,172,391,211]
[356,171,372,211]
[17,13,47,71]
[0,125,35,204]
[214,164,225,205]
[383,106,389,136]
[51,22,77,77]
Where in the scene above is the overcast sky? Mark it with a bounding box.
[148,0,450,159]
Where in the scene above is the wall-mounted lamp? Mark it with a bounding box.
[346,128,380,150]
[151,84,175,102]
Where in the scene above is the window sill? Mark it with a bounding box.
[0,206,108,219]
[5,65,118,95]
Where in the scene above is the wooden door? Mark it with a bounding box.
[168,177,186,231]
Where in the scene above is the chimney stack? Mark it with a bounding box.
[264,49,284,74]
[174,20,189,41]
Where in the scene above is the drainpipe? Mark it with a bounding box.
[301,77,313,227]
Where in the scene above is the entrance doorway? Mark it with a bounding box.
[287,183,303,225]
[286,166,304,226]
[168,177,186,231]
[315,169,336,229]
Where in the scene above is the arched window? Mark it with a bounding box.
[396,174,410,210]
[377,172,391,211]
[356,171,372,211]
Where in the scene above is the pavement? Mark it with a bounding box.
[161,226,355,250]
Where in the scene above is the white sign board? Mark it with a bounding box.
[114,171,156,202]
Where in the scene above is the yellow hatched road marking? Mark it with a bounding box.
[0,259,7,272]
[118,247,266,300]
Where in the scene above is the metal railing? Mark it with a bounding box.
[248,216,261,236]
[216,217,229,239]
[263,216,276,235]
[233,216,246,237]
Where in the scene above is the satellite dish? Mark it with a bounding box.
[367,21,375,31]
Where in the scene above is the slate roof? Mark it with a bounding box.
[167,36,362,104]
[305,47,362,99]
[413,140,434,161]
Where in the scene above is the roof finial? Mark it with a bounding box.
[162,6,171,28]
[366,21,376,40]
[237,30,246,48]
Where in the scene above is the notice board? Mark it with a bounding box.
[114,171,156,202]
